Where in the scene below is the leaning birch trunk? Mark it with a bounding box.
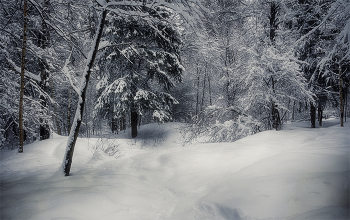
[67,87,71,134]
[62,10,107,176]
[19,0,28,153]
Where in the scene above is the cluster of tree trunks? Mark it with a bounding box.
[111,117,127,134]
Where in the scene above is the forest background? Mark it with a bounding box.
[1,0,349,171]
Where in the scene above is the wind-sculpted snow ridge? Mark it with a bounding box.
[0,118,349,220]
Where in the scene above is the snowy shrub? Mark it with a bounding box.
[94,137,121,157]
[181,105,261,144]
[207,115,260,142]
[140,132,167,148]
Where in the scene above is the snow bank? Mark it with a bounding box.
[0,119,349,219]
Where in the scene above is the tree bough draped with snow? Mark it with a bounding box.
[94,3,186,138]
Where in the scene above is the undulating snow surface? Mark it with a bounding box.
[1,119,349,219]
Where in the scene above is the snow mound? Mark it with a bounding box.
[1,120,349,219]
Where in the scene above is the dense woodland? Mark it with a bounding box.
[0,0,349,174]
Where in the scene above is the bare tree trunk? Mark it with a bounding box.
[207,66,212,106]
[195,66,200,115]
[51,78,61,135]
[19,0,28,153]
[339,65,344,127]
[63,10,107,176]
[201,64,207,112]
[292,100,295,121]
[39,0,51,140]
[345,87,348,122]
[85,102,88,137]
[310,102,316,128]
[131,111,138,138]
[269,1,279,44]
[270,77,280,130]
[224,45,231,108]
[318,102,323,126]
[271,100,280,131]
[120,117,126,131]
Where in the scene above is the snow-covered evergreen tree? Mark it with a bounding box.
[95,6,184,138]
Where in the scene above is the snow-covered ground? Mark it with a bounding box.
[0,118,349,220]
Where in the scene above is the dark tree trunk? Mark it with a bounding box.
[271,102,281,131]
[269,1,279,43]
[318,103,323,126]
[339,65,344,127]
[195,67,200,115]
[292,100,295,121]
[310,103,316,128]
[111,117,118,134]
[271,102,275,130]
[39,65,50,140]
[120,117,126,131]
[131,111,138,138]
[201,65,206,112]
[345,87,348,122]
[39,0,51,140]
[275,109,281,130]
[51,78,61,135]
[19,0,28,153]
[207,64,212,106]
[63,10,107,176]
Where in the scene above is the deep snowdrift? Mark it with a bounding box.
[0,119,349,220]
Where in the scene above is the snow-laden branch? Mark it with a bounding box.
[293,3,340,47]
[7,57,41,82]
[94,0,207,27]
[99,42,134,64]
[61,50,80,94]
[28,0,88,60]
[317,0,350,71]
[26,78,55,104]
[0,43,41,81]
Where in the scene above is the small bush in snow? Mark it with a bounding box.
[94,137,121,157]
[181,105,261,144]
[207,115,260,142]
